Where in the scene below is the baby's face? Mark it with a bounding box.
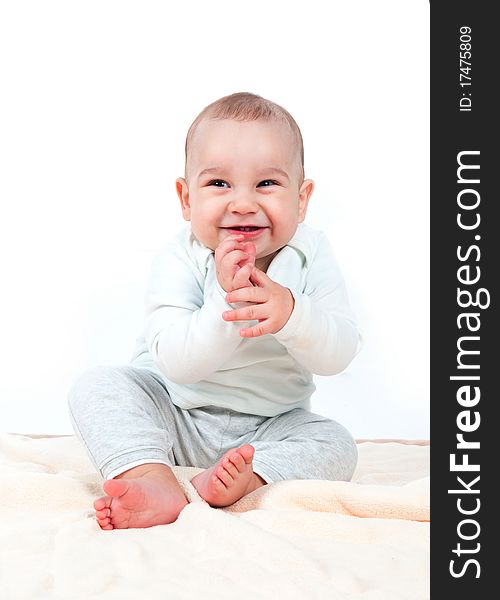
[176,118,314,269]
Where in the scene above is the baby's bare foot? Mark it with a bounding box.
[93,464,188,530]
[190,444,266,507]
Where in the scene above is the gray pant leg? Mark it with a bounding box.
[67,365,177,480]
[223,408,358,484]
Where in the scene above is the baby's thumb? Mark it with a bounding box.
[250,266,267,287]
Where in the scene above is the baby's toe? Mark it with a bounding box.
[222,456,239,478]
[95,508,110,520]
[238,444,255,464]
[229,452,246,472]
[96,516,112,529]
[212,474,227,492]
[216,465,233,486]
[93,496,111,511]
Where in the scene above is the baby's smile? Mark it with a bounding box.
[220,225,269,239]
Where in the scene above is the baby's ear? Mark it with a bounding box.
[176,178,191,221]
[297,178,314,222]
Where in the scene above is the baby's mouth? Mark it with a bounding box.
[221,226,268,238]
[222,226,265,231]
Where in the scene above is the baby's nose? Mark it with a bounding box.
[229,196,259,212]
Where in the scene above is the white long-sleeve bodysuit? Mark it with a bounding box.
[130,223,361,417]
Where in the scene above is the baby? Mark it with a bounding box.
[68,92,361,530]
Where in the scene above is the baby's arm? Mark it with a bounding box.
[144,237,253,384]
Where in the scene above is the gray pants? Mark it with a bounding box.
[67,365,357,483]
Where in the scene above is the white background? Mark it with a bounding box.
[0,0,429,438]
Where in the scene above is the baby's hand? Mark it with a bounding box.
[222,267,295,337]
[215,235,256,293]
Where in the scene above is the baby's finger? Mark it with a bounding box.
[232,263,253,289]
[240,241,256,262]
[216,242,248,270]
[226,286,268,304]
[222,304,267,323]
[239,320,270,338]
[222,250,251,271]
[216,236,246,256]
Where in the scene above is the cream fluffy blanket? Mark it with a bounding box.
[0,434,429,600]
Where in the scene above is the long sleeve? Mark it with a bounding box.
[272,231,361,375]
[144,236,249,384]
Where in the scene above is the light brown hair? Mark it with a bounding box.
[184,92,305,185]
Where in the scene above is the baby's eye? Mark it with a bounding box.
[257,180,279,187]
[208,179,229,188]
